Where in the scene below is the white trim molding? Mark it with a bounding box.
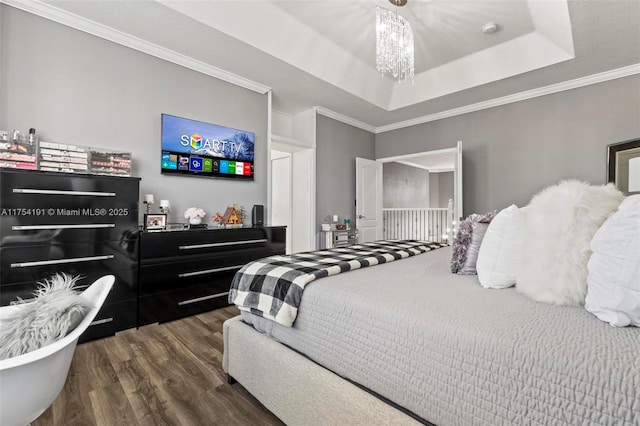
[376,64,640,133]
[315,107,377,134]
[3,0,638,135]
[1,0,271,95]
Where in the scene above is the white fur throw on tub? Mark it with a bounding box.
[0,273,92,360]
[516,180,624,306]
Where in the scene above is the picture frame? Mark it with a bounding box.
[607,138,640,195]
[144,213,167,231]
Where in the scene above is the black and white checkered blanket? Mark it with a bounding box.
[229,240,447,327]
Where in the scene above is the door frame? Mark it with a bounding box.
[268,135,316,253]
[375,143,462,235]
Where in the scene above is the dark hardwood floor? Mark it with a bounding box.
[32,306,284,426]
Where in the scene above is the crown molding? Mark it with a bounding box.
[1,0,271,95]
[315,107,377,134]
[376,63,640,133]
[3,1,637,134]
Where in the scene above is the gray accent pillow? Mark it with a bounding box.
[451,212,494,275]
[0,273,92,360]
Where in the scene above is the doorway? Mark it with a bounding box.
[270,140,315,254]
[356,142,462,243]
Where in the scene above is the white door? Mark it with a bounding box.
[271,150,292,253]
[356,157,383,242]
[454,141,463,224]
[270,141,315,254]
[291,148,314,253]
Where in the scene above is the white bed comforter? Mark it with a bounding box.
[242,247,640,425]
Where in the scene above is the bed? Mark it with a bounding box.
[223,244,639,425]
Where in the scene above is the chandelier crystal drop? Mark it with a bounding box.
[375,5,414,84]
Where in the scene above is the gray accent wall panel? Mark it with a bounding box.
[383,162,429,208]
[0,6,268,224]
[375,76,640,215]
[316,115,375,231]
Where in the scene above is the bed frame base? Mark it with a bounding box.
[223,316,422,426]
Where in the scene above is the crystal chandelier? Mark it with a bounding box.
[376,0,414,83]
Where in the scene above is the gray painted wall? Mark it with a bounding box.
[383,162,429,208]
[438,172,454,208]
[316,115,375,230]
[428,172,454,208]
[0,6,268,225]
[376,76,640,215]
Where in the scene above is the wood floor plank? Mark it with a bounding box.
[31,306,282,426]
[88,381,139,426]
[111,355,177,426]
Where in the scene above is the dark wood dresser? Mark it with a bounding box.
[0,169,140,342]
[138,226,286,325]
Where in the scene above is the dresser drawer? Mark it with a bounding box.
[140,256,242,293]
[0,270,137,305]
[139,244,273,287]
[138,283,231,325]
[0,241,138,287]
[0,217,139,243]
[0,169,139,240]
[0,169,139,207]
[140,227,271,259]
[79,299,137,343]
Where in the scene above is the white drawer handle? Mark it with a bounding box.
[179,239,267,250]
[178,265,243,278]
[13,188,116,197]
[12,224,116,231]
[90,317,114,326]
[178,292,229,306]
[11,254,115,268]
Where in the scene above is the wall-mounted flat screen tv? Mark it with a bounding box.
[160,113,255,180]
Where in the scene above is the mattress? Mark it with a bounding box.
[241,247,640,425]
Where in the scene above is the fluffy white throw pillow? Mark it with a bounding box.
[0,274,92,360]
[585,195,640,326]
[476,204,524,289]
[516,180,624,305]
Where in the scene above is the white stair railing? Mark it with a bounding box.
[383,199,454,244]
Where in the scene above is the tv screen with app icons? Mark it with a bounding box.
[160,113,254,180]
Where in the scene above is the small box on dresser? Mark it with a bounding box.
[138,226,286,325]
[0,169,140,342]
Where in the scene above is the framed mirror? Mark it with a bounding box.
[607,138,640,195]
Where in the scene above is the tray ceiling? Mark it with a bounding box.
[6,0,640,129]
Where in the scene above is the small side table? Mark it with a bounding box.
[321,229,358,249]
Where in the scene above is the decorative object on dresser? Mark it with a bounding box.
[144,213,167,231]
[159,199,171,215]
[0,169,140,342]
[184,207,206,225]
[213,204,246,228]
[251,204,264,226]
[138,226,285,325]
[143,193,154,214]
[0,129,37,171]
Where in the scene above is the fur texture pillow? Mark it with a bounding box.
[516,180,624,305]
[451,212,494,275]
[0,273,92,360]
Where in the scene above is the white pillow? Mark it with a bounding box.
[476,204,524,289]
[585,195,640,326]
[516,180,624,305]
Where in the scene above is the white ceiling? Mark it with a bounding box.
[6,0,640,131]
